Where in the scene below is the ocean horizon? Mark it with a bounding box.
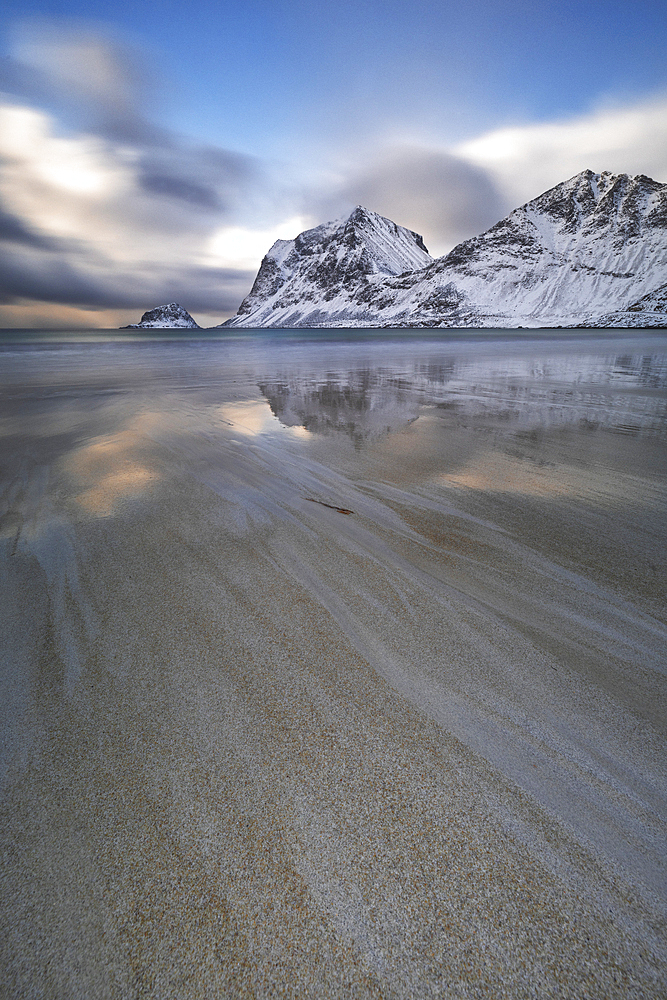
[2,324,667,350]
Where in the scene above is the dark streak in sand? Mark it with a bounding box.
[305,497,354,515]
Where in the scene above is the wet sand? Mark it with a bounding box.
[1,332,667,998]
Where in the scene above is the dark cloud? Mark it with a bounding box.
[0,244,254,314]
[320,147,507,253]
[0,204,57,250]
[136,146,256,215]
[0,248,131,308]
[139,174,223,210]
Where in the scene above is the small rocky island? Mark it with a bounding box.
[122,303,200,329]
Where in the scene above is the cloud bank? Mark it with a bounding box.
[456,94,667,209]
[0,24,260,326]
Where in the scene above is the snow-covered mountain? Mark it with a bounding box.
[123,303,200,329]
[220,206,433,328]
[221,171,667,329]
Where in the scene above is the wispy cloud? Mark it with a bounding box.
[456,94,667,208]
[0,23,261,325]
[4,19,167,145]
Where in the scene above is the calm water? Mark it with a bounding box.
[2,326,665,627]
[2,327,665,488]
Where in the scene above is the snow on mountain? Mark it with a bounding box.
[221,171,667,329]
[123,303,200,329]
[220,206,433,328]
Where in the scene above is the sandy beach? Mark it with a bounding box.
[1,331,666,998]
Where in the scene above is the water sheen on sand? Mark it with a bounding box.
[1,330,666,998]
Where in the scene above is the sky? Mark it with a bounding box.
[0,0,666,327]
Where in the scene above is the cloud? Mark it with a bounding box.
[0,202,56,249]
[136,145,254,214]
[11,21,147,107]
[456,94,667,208]
[207,216,312,270]
[0,22,266,324]
[317,146,506,255]
[138,173,223,211]
[0,239,254,314]
[0,246,119,306]
[7,19,167,146]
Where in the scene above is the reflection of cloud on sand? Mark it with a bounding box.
[218,400,310,438]
[440,450,573,498]
[63,424,158,517]
[74,465,155,517]
[437,447,655,508]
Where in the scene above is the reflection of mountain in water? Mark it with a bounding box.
[435,351,667,437]
[259,349,667,443]
[259,371,422,445]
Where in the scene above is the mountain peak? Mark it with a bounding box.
[341,204,431,264]
[348,204,373,221]
[508,168,667,242]
[345,205,385,227]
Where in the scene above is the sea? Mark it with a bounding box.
[2,323,665,625]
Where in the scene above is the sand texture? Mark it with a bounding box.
[1,332,666,998]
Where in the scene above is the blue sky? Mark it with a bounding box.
[0,0,666,326]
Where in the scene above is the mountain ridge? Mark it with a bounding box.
[120,170,667,329]
[221,169,667,329]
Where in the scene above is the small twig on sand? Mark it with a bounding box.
[304,498,354,515]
